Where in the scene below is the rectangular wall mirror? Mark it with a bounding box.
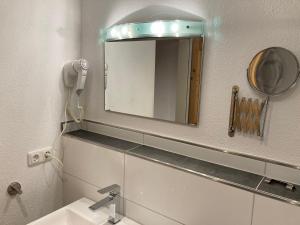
[104,37,204,125]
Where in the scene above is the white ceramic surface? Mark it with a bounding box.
[265,163,300,185]
[252,195,300,225]
[27,198,139,225]
[63,173,181,225]
[63,136,124,191]
[63,173,101,206]
[125,155,254,225]
[125,200,183,225]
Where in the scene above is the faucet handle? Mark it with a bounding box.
[98,184,120,195]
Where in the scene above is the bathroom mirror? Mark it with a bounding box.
[103,20,204,125]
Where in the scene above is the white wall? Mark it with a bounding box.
[82,0,300,165]
[105,41,156,117]
[0,1,81,224]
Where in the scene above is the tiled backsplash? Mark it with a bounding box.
[80,120,300,184]
[63,136,126,193]
[62,128,300,225]
[252,195,300,225]
[63,134,253,225]
[125,154,253,225]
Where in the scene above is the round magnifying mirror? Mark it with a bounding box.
[247,47,300,137]
[248,47,299,96]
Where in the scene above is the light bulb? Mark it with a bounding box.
[151,21,165,37]
[121,25,129,36]
[110,27,117,38]
[171,23,179,33]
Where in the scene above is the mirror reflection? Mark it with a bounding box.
[248,47,299,96]
[104,37,204,125]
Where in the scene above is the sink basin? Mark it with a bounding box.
[27,198,140,225]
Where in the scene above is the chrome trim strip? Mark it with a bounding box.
[84,120,300,170]
[255,177,266,189]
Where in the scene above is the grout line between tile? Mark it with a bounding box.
[255,177,266,190]
[126,144,142,153]
[250,194,256,225]
[64,171,184,224]
[64,172,102,189]
[125,199,185,225]
[122,152,126,216]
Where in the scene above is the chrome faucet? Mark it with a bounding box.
[89,184,122,224]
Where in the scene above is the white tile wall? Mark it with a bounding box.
[144,134,266,175]
[63,134,300,225]
[63,173,100,205]
[265,163,300,185]
[125,200,183,225]
[63,171,182,225]
[125,154,254,225]
[252,195,300,225]
[84,121,144,144]
[63,136,124,192]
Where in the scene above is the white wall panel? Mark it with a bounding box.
[125,154,253,225]
[252,195,300,225]
[63,136,124,192]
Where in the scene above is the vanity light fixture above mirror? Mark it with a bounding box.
[100,20,205,42]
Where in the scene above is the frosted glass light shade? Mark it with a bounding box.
[100,20,204,42]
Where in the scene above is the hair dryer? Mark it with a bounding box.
[63,59,89,95]
[63,59,89,123]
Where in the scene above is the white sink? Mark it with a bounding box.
[27,198,140,225]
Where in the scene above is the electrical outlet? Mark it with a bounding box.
[27,147,52,166]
